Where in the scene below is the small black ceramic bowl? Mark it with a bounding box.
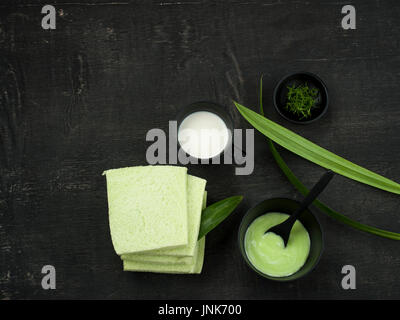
[238,198,324,281]
[175,101,234,162]
[273,72,329,124]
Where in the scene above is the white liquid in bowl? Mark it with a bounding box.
[178,111,230,159]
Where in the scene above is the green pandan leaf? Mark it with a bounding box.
[256,76,400,240]
[198,196,243,240]
[234,101,400,195]
[269,140,400,240]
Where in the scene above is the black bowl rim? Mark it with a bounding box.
[175,101,234,161]
[273,72,329,125]
[238,197,325,282]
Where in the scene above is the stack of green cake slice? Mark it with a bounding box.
[103,165,207,274]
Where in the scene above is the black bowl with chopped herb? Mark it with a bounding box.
[273,72,328,124]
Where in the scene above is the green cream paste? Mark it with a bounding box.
[244,212,310,277]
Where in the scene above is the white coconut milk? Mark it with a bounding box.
[178,111,229,159]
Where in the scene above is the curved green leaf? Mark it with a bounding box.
[234,101,400,194]
[198,196,243,240]
[256,76,400,240]
[269,140,400,240]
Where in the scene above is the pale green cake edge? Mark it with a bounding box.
[122,237,206,274]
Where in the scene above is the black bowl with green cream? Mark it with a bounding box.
[238,198,324,281]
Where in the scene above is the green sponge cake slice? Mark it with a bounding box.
[121,189,207,265]
[161,176,206,256]
[123,237,206,274]
[122,176,206,260]
[122,191,207,274]
[103,165,188,255]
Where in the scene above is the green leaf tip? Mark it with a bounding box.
[198,195,243,240]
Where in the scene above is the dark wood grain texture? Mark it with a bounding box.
[1,0,400,299]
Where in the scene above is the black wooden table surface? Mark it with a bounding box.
[1,0,400,299]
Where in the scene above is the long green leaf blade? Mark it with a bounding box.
[235,101,400,194]
[198,196,243,240]
[256,76,400,240]
[269,140,400,240]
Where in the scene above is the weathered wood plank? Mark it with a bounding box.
[1,0,400,299]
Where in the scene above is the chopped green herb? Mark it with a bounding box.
[285,83,319,119]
